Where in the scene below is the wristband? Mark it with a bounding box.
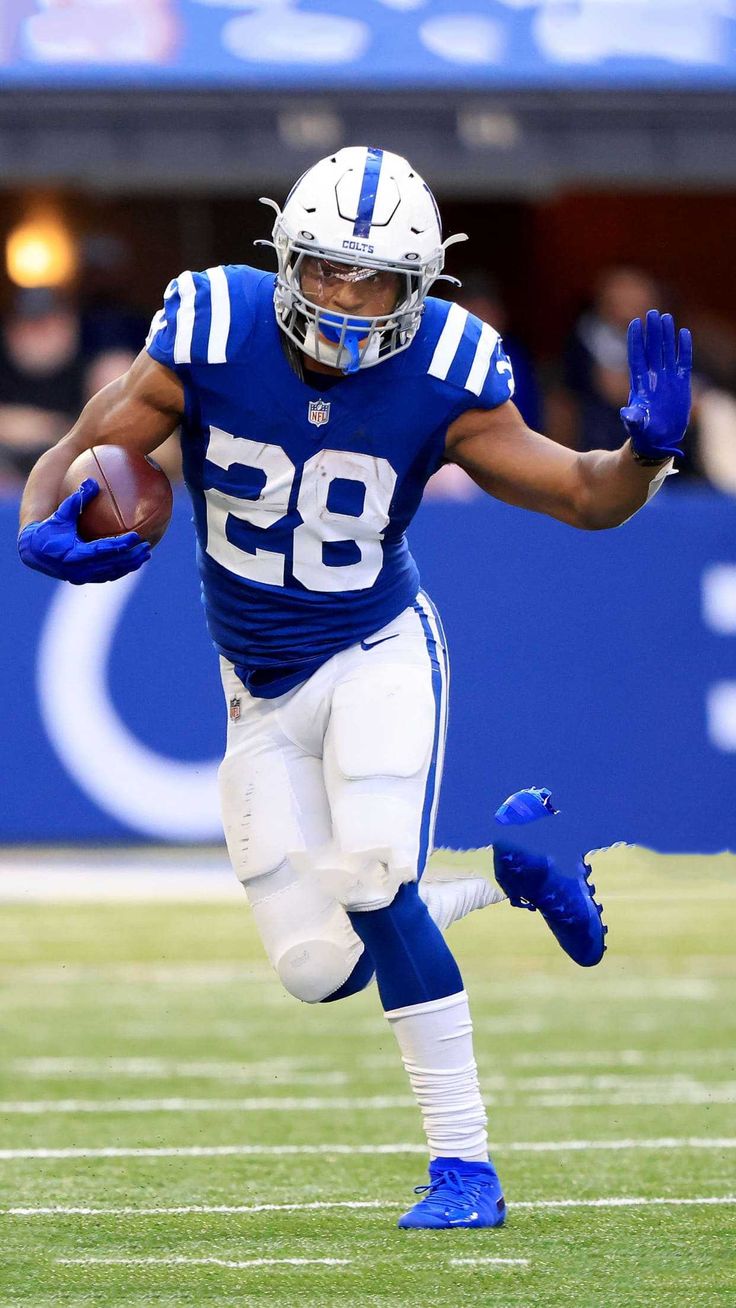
[628,439,672,468]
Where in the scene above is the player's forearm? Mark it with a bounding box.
[19,433,89,529]
[19,363,183,530]
[19,386,119,528]
[575,440,672,530]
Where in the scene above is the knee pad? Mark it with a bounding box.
[320,948,375,1003]
[245,862,364,1003]
[276,938,359,1005]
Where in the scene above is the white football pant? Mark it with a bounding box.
[218,594,448,1003]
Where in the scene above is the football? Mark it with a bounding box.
[60,445,173,547]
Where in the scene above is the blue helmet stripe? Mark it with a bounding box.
[352,146,383,238]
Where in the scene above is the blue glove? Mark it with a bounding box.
[620,309,692,461]
[18,477,151,584]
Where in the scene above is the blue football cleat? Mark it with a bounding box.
[493,846,607,967]
[397,1157,506,1230]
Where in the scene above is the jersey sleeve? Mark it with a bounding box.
[426,302,516,413]
[145,265,262,373]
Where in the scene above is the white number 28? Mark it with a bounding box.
[204,427,397,593]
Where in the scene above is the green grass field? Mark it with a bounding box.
[0,847,734,1308]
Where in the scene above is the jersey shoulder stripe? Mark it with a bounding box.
[427,302,468,381]
[465,321,502,396]
[205,265,231,364]
[146,264,267,372]
[422,297,513,411]
[173,270,197,365]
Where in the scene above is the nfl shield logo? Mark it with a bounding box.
[308,399,331,427]
[229,696,241,723]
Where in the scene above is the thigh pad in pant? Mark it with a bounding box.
[321,664,438,911]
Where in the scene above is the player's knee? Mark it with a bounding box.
[275,938,357,1005]
[319,948,375,1003]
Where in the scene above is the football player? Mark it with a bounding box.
[18,148,691,1229]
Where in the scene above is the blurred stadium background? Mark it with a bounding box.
[2,0,736,854]
[1,5,735,1305]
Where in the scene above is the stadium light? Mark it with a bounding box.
[457,109,521,151]
[6,212,77,288]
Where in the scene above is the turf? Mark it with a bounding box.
[0,846,734,1307]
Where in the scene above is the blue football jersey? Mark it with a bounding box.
[146,264,514,697]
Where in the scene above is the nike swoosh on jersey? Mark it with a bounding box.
[360,633,399,651]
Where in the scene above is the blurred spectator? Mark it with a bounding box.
[426,271,543,499]
[684,308,736,495]
[0,287,86,485]
[563,266,659,452]
[84,347,137,403]
[456,272,543,432]
[561,266,705,479]
[693,386,736,495]
[79,233,150,359]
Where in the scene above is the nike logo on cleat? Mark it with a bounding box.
[360,634,399,651]
[449,1213,479,1224]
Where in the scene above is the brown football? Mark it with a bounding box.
[60,445,173,547]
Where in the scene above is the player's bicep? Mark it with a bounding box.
[63,350,184,461]
[446,402,585,526]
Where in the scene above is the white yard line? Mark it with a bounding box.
[3,1200,387,1216]
[2,1084,734,1113]
[526,1088,736,1107]
[513,1196,736,1210]
[4,1196,735,1217]
[472,978,720,1000]
[501,1048,736,1069]
[0,1095,416,1115]
[57,1256,350,1268]
[450,1258,529,1266]
[0,1143,428,1160]
[0,964,271,984]
[10,1058,347,1088]
[359,1047,736,1071]
[13,1059,734,1097]
[1,1137,735,1162]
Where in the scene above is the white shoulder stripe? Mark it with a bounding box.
[145,308,166,349]
[427,303,468,381]
[206,266,230,364]
[146,278,176,349]
[173,270,196,365]
[465,322,501,397]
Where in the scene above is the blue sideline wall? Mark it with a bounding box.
[3,488,735,853]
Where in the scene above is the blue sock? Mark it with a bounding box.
[348,881,463,1011]
[320,947,375,1003]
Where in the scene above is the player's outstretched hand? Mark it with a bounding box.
[620,310,692,461]
[18,478,152,584]
[619,309,695,463]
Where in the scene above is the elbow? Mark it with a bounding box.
[570,496,633,532]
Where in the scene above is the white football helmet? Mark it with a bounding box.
[259,146,466,374]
